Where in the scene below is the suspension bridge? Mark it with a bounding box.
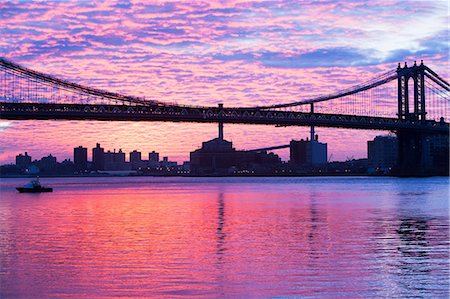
[0,57,449,175]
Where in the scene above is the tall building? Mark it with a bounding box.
[35,154,57,173]
[367,136,398,169]
[148,151,160,168]
[290,134,327,166]
[149,151,159,162]
[74,146,88,172]
[130,150,143,170]
[92,143,105,171]
[104,149,128,170]
[15,152,32,169]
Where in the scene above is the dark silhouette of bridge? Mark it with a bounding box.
[0,58,448,175]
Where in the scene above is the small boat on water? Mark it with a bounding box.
[16,178,53,193]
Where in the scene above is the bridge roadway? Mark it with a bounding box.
[1,102,448,134]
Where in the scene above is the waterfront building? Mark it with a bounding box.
[161,156,168,166]
[149,151,159,162]
[104,149,128,171]
[58,159,75,174]
[92,143,105,171]
[367,136,398,170]
[290,134,327,166]
[181,161,190,171]
[160,156,177,168]
[27,164,40,174]
[130,150,144,170]
[190,138,281,175]
[148,151,159,168]
[190,138,235,174]
[40,154,57,165]
[35,154,57,173]
[74,146,88,172]
[15,152,32,169]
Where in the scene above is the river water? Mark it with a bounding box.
[0,176,448,298]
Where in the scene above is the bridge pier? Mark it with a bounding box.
[394,130,449,176]
[394,61,449,176]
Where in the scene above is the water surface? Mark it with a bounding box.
[0,176,449,298]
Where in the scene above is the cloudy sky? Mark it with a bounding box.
[0,0,448,163]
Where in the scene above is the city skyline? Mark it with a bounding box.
[0,0,448,164]
[3,132,390,165]
[11,144,174,164]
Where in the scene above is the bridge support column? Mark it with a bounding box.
[219,122,224,140]
[394,130,440,176]
[218,103,224,141]
[310,103,315,142]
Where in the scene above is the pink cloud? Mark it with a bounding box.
[0,0,448,164]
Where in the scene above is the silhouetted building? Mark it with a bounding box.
[40,154,57,165]
[35,154,57,173]
[368,136,398,170]
[57,159,75,174]
[74,146,88,172]
[15,152,32,169]
[1,164,23,175]
[326,159,369,174]
[181,161,190,171]
[104,149,128,171]
[92,143,105,171]
[148,151,160,168]
[28,164,40,174]
[190,138,281,174]
[149,151,159,162]
[130,150,144,170]
[161,156,177,168]
[290,134,327,166]
[190,138,234,174]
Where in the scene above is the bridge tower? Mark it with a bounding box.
[397,60,426,121]
[395,61,433,176]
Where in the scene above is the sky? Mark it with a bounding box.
[0,0,448,164]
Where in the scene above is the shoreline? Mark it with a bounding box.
[1,173,446,179]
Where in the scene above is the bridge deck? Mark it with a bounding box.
[1,102,448,133]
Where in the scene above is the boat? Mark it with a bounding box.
[16,178,53,193]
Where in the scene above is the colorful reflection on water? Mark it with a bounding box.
[0,177,448,298]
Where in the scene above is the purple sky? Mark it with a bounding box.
[0,0,448,163]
